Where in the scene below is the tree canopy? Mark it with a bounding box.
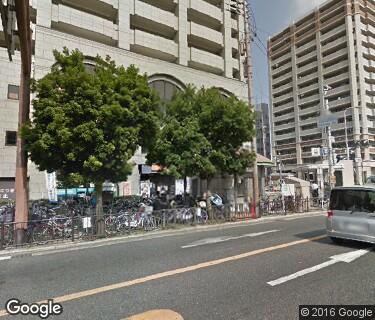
[23,48,160,234]
[23,48,160,186]
[147,85,255,183]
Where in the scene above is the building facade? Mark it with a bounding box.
[268,0,375,182]
[255,103,272,159]
[0,0,248,199]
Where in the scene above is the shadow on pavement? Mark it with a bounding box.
[294,229,374,250]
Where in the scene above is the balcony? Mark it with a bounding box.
[188,0,222,29]
[323,60,348,76]
[274,113,295,123]
[131,29,178,62]
[298,61,318,75]
[272,62,292,77]
[55,0,118,21]
[328,96,351,109]
[325,84,350,98]
[278,153,297,160]
[300,127,322,137]
[321,35,347,53]
[189,21,223,50]
[299,105,320,116]
[271,52,292,67]
[231,18,238,30]
[299,93,320,106]
[132,0,178,38]
[296,50,317,64]
[189,47,224,75]
[297,72,318,86]
[325,72,349,86]
[231,37,239,50]
[273,102,294,112]
[299,83,319,96]
[322,47,348,64]
[273,82,293,95]
[320,24,346,42]
[51,4,118,45]
[295,39,316,55]
[275,132,296,141]
[273,73,292,86]
[273,92,293,105]
[275,122,296,131]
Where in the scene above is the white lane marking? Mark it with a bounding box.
[0,256,11,261]
[181,230,280,248]
[267,249,370,286]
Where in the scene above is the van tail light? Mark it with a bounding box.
[327,210,333,218]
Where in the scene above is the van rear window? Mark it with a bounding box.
[330,189,375,213]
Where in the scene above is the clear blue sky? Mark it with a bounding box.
[251,0,326,104]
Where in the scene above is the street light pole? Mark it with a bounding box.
[323,86,334,190]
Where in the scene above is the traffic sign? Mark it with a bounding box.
[318,111,338,128]
[311,147,320,157]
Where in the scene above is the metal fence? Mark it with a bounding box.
[0,197,321,249]
[0,206,217,249]
[259,197,311,216]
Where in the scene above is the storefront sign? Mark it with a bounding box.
[0,180,15,200]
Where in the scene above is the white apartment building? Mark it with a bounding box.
[0,0,248,199]
[268,0,375,182]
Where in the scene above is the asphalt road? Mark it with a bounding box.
[0,214,374,320]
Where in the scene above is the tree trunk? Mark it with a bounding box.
[183,176,187,196]
[234,174,238,218]
[206,177,213,220]
[95,182,105,238]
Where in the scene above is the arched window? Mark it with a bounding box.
[149,80,180,102]
[148,74,185,102]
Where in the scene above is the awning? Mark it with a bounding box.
[256,154,274,167]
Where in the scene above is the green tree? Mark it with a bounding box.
[147,118,216,194]
[22,48,160,236]
[148,85,255,218]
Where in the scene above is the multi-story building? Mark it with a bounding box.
[0,0,248,199]
[255,103,271,159]
[268,0,375,183]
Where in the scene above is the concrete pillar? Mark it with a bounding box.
[290,26,302,165]
[177,0,189,66]
[118,0,134,50]
[238,14,245,81]
[315,10,326,147]
[223,2,233,78]
[345,1,362,184]
[353,11,369,161]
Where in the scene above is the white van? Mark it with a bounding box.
[327,186,375,244]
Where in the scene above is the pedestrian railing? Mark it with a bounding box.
[259,197,310,216]
[0,197,320,249]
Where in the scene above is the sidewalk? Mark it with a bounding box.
[0,210,325,259]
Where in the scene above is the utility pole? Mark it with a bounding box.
[228,0,259,216]
[276,155,285,213]
[14,0,32,244]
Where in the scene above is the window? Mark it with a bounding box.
[5,131,17,146]
[330,189,375,213]
[7,85,19,100]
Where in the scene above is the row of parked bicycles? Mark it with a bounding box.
[0,195,224,248]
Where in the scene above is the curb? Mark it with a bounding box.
[0,211,325,259]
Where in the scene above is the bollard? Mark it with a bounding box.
[162,210,166,229]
